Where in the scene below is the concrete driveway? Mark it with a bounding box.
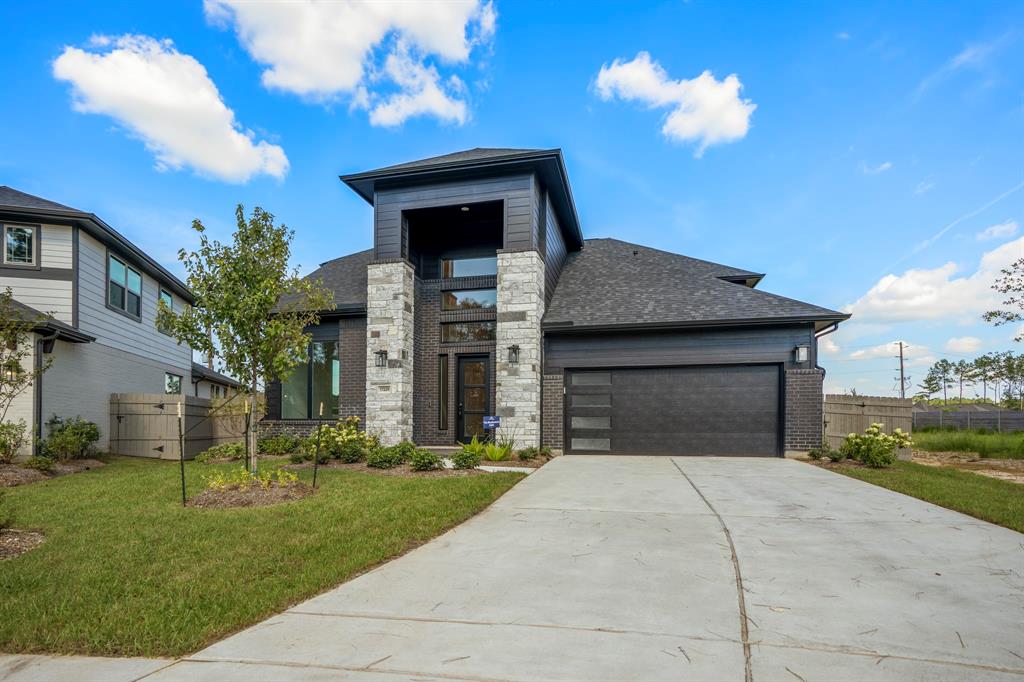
[135,456,1023,681]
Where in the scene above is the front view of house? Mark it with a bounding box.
[262,148,849,456]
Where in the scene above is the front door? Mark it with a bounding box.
[457,356,490,442]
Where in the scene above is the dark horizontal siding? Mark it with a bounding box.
[545,325,816,372]
[543,193,567,306]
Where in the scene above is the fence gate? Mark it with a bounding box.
[823,395,913,451]
[109,393,246,459]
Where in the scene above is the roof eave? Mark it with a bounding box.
[542,313,851,335]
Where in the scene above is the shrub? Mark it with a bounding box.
[204,466,299,491]
[391,440,418,462]
[826,448,844,463]
[337,439,368,464]
[41,416,100,461]
[0,421,28,464]
[194,442,245,463]
[806,447,825,460]
[24,456,54,473]
[459,435,486,457]
[366,446,405,469]
[409,448,441,471]
[517,446,539,461]
[301,417,375,459]
[839,423,910,469]
[483,441,512,462]
[258,435,301,456]
[288,452,308,464]
[451,448,481,469]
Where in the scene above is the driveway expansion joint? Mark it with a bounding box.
[181,656,524,682]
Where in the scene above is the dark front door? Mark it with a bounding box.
[565,365,782,456]
[457,356,490,442]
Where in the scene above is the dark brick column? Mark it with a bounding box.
[542,372,564,452]
[784,368,824,453]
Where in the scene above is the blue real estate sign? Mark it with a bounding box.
[483,416,500,430]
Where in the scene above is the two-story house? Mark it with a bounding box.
[261,148,850,457]
[1,186,194,455]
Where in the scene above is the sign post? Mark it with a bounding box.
[177,401,186,507]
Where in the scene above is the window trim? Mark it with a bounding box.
[440,320,497,344]
[2,223,40,270]
[157,287,174,335]
[441,287,498,311]
[440,255,499,279]
[165,372,183,395]
[105,250,143,322]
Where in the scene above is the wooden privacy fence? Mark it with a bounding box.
[109,393,247,460]
[823,395,913,450]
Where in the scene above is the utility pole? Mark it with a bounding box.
[896,342,907,400]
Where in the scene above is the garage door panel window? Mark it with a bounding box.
[571,371,611,385]
[571,438,610,451]
[571,416,610,429]
[570,394,611,407]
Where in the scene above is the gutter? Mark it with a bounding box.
[813,322,842,379]
[543,313,851,334]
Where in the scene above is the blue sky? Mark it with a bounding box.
[1,0,1022,396]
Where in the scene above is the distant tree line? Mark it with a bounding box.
[916,353,1024,409]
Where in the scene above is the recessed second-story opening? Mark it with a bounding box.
[406,200,503,280]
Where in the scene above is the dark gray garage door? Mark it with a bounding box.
[565,365,781,456]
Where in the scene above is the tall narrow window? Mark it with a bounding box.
[282,341,340,419]
[3,225,36,265]
[438,355,449,430]
[157,289,173,334]
[108,253,142,318]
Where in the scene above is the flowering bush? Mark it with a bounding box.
[302,417,378,459]
[204,466,299,491]
[839,423,912,468]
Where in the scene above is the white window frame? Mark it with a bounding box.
[2,224,38,267]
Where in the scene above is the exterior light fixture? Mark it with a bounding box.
[507,344,520,364]
[2,365,17,382]
[460,206,470,212]
[794,345,809,363]
[375,350,388,368]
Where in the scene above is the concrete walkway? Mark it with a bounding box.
[4,457,1022,681]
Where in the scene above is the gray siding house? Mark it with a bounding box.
[1,187,194,455]
[260,148,849,456]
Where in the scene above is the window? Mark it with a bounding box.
[441,256,497,278]
[441,321,496,343]
[438,355,448,430]
[157,289,173,334]
[108,254,142,318]
[3,225,36,266]
[442,288,496,310]
[282,340,340,419]
[165,373,182,395]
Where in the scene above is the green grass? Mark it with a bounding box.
[832,461,1024,533]
[912,429,1024,459]
[0,457,522,657]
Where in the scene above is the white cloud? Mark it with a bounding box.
[849,340,931,362]
[977,219,1019,241]
[845,236,1024,323]
[205,0,495,126]
[595,52,756,157]
[915,35,1008,97]
[861,160,893,175]
[945,336,982,353]
[819,335,841,354]
[836,31,851,41]
[914,178,935,195]
[53,35,287,183]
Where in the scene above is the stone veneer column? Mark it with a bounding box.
[495,250,545,448]
[365,261,415,445]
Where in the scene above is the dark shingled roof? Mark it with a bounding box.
[0,186,82,213]
[278,248,373,312]
[544,238,848,331]
[191,362,242,389]
[7,298,94,343]
[359,148,545,175]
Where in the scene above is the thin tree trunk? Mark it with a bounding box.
[249,371,259,473]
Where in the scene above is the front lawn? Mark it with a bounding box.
[829,461,1024,533]
[912,428,1024,459]
[0,456,522,657]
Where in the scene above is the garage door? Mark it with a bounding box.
[565,365,781,456]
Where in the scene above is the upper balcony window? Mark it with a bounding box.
[441,256,497,278]
[108,253,142,319]
[442,288,497,311]
[3,224,36,266]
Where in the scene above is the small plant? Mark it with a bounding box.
[409,448,441,471]
[301,417,375,459]
[366,446,406,469]
[41,416,100,461]
[451,448,481,469]
[288,452,308,464]
[483,441,512,462]
[825,448,844,463]
[194,442,245,463]
[517,446,539,461]
[23,456,55,473]
[0,421,27,464]
[806,447,825,460]
[391,440,418,461]
[204,466,299,491]
[258,435,301,456]
[459,435,486,457]
[337,439,368,463]
[839,423,910,469]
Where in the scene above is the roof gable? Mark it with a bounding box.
[277,248,373,313]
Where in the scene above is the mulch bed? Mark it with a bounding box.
[0,459,106,487]
[187,481,314,509]
[285,460,488,478]
[0,529,45,560]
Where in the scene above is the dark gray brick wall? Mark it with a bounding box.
[785,368,824,451]
[541,372,564,451]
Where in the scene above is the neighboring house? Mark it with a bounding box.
[257,147,848,456]
[1,186,194,455]
[191,362,242,399]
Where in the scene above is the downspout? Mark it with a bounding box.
[34,330,59,455]
[813,323,840,380]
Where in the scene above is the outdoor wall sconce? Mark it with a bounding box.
[794,345,809,363]
[2,365,17,382]
[507,344,520,364]
[375,350,388,368]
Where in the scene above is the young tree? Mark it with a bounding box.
[916,372,941,403]
[930,359,954,405]
[972,354,996,402]
[952,359,972,404]
[0,288,53,423]
[158,206,332,472]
